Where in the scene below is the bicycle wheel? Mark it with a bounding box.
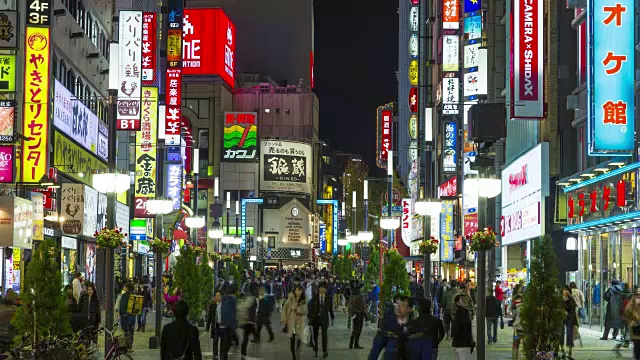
[110,353,133,360]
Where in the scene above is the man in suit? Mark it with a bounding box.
[309,282,334,358]
[206,290,237,360]
[368,295,412,360]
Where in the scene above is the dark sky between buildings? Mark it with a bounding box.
[314,0,399,172]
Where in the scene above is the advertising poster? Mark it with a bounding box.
[222,112,258,161]
[86,243,96,284]
[587,0,635,155]
[142,12,157,84]
[53,80,100,157]
[97,192,107,231]
[83,186,98,237]
[117,11,143,126]
[464,15,482,40]
[0,54,15,92]
[442,35,459,71]
[260,140,313,194]
[443,0,460,29]
[443,121,457,173]
[61,184,85,235]
[0,100,14,142]
[0,145,14,183]
[21,26,50,183]
[53,131,108,184]
[31,192,44,241]
[440,200,455,262]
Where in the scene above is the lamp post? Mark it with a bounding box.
[145,196,173,349]
[188,149,200,247]
[387,151,394,248]
[226,192,231,255]
[209,176,222,285]
[235,200,240,253]
[352,190,357,252]
[415,200,441,299]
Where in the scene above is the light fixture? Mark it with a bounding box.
[478,177,502,198]
[580,173,595,178]
[78,172,85,178]
[184,216,205,229]
[415,199,441,216]
[609,162,626,167]
[566,237,577,251]
[358,231,374,241]
[92,169,130,193]
[594,167,609,172]
[568,178,582,183]
[556,182,571,186]
[208,219,224,239]
[364,180,369,200]
[380,216,401,230]
[38,175,56,187]
[146,197,174,215]
[337,238,349,246]
[347,234,360,243]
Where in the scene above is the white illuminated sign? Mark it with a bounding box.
[443,35,459,71]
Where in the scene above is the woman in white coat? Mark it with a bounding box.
[282,285,307,360]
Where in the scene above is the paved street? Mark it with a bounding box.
[93,310,640,359]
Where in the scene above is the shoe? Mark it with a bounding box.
[268,338,275,343]
[354,344,364,349]
[600,337,608,340]
[314,350,318,357]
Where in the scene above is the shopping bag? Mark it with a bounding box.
[302,325,311,345]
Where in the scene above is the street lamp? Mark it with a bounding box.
[358,231,374,242]
[92,169,130,194]
[415,199,441,216]
[386,151,394,247]
[208,220,224,240]
[146,197,174,216]
[380,216,401,231]
[464,177,501,198]
[185,216,206,229]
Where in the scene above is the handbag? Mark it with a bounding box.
[578,307,586,319]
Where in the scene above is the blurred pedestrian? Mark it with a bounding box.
[206,290,237,360]
[309,282,334,358]
[348,285,366,350]
[409,298,444,360]
[602,280,624,340]
[256,286,275,343]
[485,290,501,344]
[624,288,640,360]
[161,300,202,360]
[136,279,153,332]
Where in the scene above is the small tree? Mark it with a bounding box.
[381,248,409,304]
[199,253,215,303]
[12,238,70,341]
[520,235,564,359]
[173,246,205,322]
[364,241,381,292]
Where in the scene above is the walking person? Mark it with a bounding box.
[441,280,457,339]
[560,287,577,357]
[409,298,445,360]
[78,283,101,344]
[494,280,505,322]
[368,280,381,323]
[136,279,153,332]
[624,288,640,360]
[237,289,258,359]
[569,281,585,346]
[256,286,275,343]
[368,295,412,360]
[511,294,525,360]
[118,282,136,348]
[72,273,83,304]
[451,294,474,360]
[206,290,237,360]
[309,282,334,358]
[282,285,307,360]
[602,279,625,340]
[161,300,202,360]
[485,289,501,344]
[348,285,366,350]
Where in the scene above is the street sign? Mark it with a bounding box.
[130,219,147,241]
[384,189,402,205]
[382,205,403,217]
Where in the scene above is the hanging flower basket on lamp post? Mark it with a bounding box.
[348,253,360,263]
[149,237,171,255]
[419,236,439,255]
[94,228,127,249]
[467,227,500,251]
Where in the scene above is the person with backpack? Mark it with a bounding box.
[136,279,153,332]
[237,289,258,358]
[118,282,137,348]
[161,300,202,360]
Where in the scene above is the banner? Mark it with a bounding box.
[401,198,412,246]
[135,87,158,197]
[165,0,183,146]
[21,27,50,182]
[61,184,85,236]
[440,200,455,262]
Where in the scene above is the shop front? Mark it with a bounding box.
[0,196,35,294]
[500,143,549,287]
[262,199,312,267]
[562,160,640,329]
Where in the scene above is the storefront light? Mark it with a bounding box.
[380,216,401,230]
[92,170,130,193]
[566,237,577,251]
[146,197,174,215]
[184,216,205,229]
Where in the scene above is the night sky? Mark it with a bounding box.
[314,0,398,172]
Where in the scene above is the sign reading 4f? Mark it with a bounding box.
[587,0,635,155]
[27,0,51,26]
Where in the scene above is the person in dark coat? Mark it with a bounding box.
[78,283,101,343]
[368,295,412,360]
[561,286,578,356]
[308,282,335,358]
[451,294,474,360]
[161,300,202,360]
[485,291,502,344]
[409,298,444,360]
[602,280,625,340]
[256,286,275,342]
[206,290,237,360]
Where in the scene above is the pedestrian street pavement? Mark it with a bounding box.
[96,309,640,359]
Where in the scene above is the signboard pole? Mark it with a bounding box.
[104,88,117,355]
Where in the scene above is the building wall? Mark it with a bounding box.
[187,0,314,87]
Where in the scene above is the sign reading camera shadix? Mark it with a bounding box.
[260,140,313,194]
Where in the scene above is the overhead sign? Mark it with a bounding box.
[443,0,460,29]
[501,143,549,245]
[443,121,457,174]
[182,8,236,88]
[117,11,143,130]
[0,11,17,48]
[442,35,459,71]
[53,80,106,161]
[21,26,50,183]
[53,131,108,184]
[512,0,544,119]
[222,112,258,161]
[0,54,15,92]
[260,140,313,194]
[0,100,15,142]
[587,0,635,155]
[142,12,157,85]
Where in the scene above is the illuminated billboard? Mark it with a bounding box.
[222,112,258,162]
[117,11,143,130]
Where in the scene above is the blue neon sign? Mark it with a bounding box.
[241,198,263,253]
[587,0,635,156]
[317,199,339,255]
[319,223,326,253]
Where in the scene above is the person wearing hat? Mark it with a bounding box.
[308,282,334,358]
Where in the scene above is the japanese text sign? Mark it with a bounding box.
[438,176,457,198]
[442,76,459,114]
[378,108,392,169]
[443,0,460,29]
[409,87,418,113]
[440,200,455,262]
[442,35,459,71]
[464,15,482,40]
[0,11,18,49]
[223,112,258,162]
[260,140,313,195]
[60,184,84,236]
[117,11,143,129]
[0,100,14,142]
[21,27,50,183]
[464,211,478,237]
[135,87,158,201]
[0,55,15,92]
[587,0,635,155]
[53,131,108,185]
[410,7,419,32]
[166,164,182,210]
[141,12,157,85]
[164,69,182,145]
[0,145,14,183]
[401,198,412,246]
[464,43,480,68]
[512,0,544,119]
[443,121,457,174]
[183,8,236,88]
[26,0,51,27]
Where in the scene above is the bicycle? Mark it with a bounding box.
[102,325,133,360]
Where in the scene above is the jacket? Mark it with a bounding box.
[139,284,153,309]
[118,291,132,316]
[625,300,640,341]
[205,296,237,338]
[369,285,380,302]
[281,292,307,338]
[257,295,275,324]
[308,294,334,326]
[78,293,101,327]
[237,295,257,326]
[409,313,445,348]
[368,312,411,360]
[571,288,584,309]
[494,285,504,301]
[451,305,474,348]
[161,319,202,360]
[563,296,577,323]
[485,295,501,318]
[349,293,367,320]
